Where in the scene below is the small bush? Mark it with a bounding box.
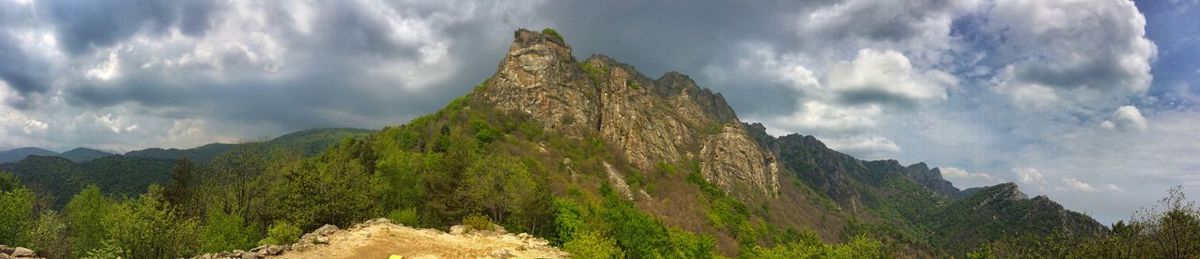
[462,213,495,232]
[258,221,301,246]
[564,231,624,259]
[388,208,420,227]
[542,28,564,43]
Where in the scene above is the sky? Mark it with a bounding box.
[0,0,1197,223]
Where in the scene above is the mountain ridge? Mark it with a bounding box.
[0,28,1108,258]
[59,147,115,162]
[0,147,58,163]
[476,28,779,198]
[464,28,1103,255]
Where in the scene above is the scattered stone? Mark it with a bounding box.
[261,245,286,255]
[489,249,514,259]
[314,236,329,244]
[313,224,339,236]
[449,225,466,235]
[10,247,34,257]
[239,251,260,259]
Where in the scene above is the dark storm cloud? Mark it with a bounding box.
[56,0,521,133]
[802,0,961,43]
[0,36,46,94]
[837,89,923,110]
[533,0,834,116]
[40,0,217,55]
[0,35,52,109]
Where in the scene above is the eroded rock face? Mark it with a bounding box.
[476,29,599,138]
[700,124,780,197]
[476,29,779,197]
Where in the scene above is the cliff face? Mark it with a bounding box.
[476,29,778,197]
[473,29,1102,257]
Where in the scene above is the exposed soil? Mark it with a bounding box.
[274,221,567,259]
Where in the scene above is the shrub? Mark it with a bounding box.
[564,231,624,259]
[259,221,302,246]
[462,213,496,232]
[542,28,564,42]
[388,208,421,227]
[199,207,256,252]
[0,187,35,246]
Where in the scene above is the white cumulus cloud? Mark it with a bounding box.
[1059,177,1123,192]
[1015,167,1044,184]
[1108,105,1149,132]
[826,48,956,108]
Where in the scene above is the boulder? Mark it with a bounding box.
[313,224,339,236]
[10,247,35,257]
[449,225,466,235]
[260,245,285,256]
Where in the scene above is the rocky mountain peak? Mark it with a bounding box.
[477,29,598,138]
[985,182,1030,201]
[476,28,779,197]
[902,163,962,198]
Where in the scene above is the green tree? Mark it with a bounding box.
[66,185,116,255]
[0,186,35,246]
[258,138,378,229]
[1141,186,1200,258]
[105,185,199,258]
[564,231,624,259]
[373,149,427,213]
[0,171,18,192]
[387,207,421,227]
[754,235,884,259]
[259,221,301,246]
[28,210,69,258]
[199,206,257,252]
[203,143,276,224]
[164,157,197,215]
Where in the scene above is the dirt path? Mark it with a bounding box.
[273,220,567,259]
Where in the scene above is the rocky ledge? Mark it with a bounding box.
[0,246,40,259]
[193,218,566,259]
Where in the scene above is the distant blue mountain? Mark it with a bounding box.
[0,147,59,163]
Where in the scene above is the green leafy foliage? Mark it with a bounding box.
[387,208,420,227]
[0,155,177,208]
[116,186,200,258]
[28,210,69,258]
[65,185,114,256]
[462,213,496,232]
[199,206,258,253]
[564,231,624,259]
[256,139,379,229]
[541,28,564,42]
[968,186,1200,258]
[259,221,302,246]
[0,185,36,246]
[164,158,198,216]
[552,191,717,258]
[752,235,885,259]
[580,62,609,84]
